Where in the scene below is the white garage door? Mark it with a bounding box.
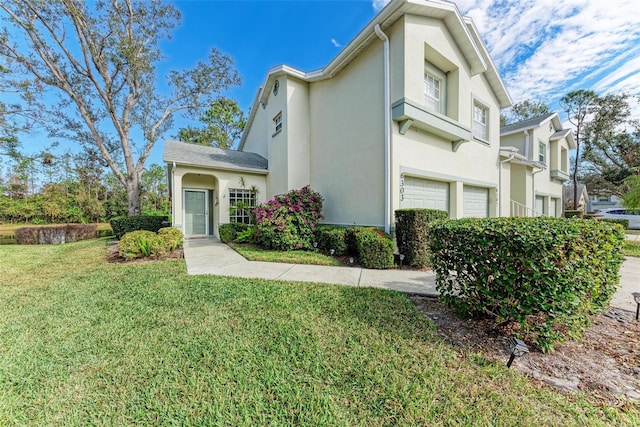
[401,177,449,213]
[535,196,545,216]
[463,185,489,218]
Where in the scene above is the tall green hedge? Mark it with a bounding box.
[110,215,168,240]
[395,208,448,268]
[428,217,624,352]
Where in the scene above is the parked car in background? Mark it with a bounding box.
[592,208,640,229]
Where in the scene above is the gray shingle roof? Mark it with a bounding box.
[162,140,268,172]
[501,113,556,134]
[562,184,587,200]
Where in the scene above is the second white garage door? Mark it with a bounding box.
[401,177,449,213]
[463,185,489,218]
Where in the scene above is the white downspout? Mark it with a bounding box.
[532,166,544,215]
[499,154,515,216]
[171,161,177,227]
[375,24,391,234]
[524,130,530,159]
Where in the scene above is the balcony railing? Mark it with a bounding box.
[511,200,544,217]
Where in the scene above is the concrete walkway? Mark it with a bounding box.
[183,238,640,311]
[183,238,437,295]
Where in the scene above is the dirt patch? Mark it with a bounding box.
[409,295,640,406]
[106,243,183,263]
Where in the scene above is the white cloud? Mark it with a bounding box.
[456,0,640,109]
[331,38,341,48]
[372,0,391,12]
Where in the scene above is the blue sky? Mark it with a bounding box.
[9,0,640,167]
[145,0,640,165]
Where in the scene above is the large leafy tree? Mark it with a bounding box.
[581,93,639,197]
[560,90,597,209]
[0,0,240,215]
[501,99,551,126]
[176,97,246,149]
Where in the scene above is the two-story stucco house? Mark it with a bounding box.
[500,113,575,217]
[164,0,514,238]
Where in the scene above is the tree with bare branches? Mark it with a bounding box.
[0,0,240,214]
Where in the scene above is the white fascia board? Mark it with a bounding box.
[464,17,511,108]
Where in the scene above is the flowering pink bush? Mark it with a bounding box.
[253,186,324,251]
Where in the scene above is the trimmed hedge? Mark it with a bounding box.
[598,218,629,229]
[353,227,395,269]
[315,225,348,256]
[15,224,98,245]
[564,210,583,218]
[219,223,249,243]
[158,227,184,250]
[428,217,624,352]
[109,215,168,240]
[395,208,448,268]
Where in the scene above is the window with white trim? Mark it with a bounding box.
[424,72,441,112]
[538,142,546,163]
[273,112,282,135]
[472,102,488,141]
[229,188,256,224]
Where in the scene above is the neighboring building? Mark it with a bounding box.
[562,184,590,213]
[589,194,623,212]
[164,0,513,238]
[500,113,575,217]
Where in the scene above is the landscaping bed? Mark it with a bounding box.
[410,295,640,405]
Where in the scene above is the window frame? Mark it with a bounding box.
[228,188,257,224]
[472,100,489,143]
[424,61,446,115]
[272,112,282,136]
[538,141,546,163]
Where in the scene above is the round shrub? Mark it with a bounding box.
[253,186,323,251]
[316,226,348,256]
[219,223,249,243]
[354,227,395,269]
[158,227,184,250]
[117,230,159,259]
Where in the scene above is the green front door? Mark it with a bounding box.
[184,190,207,236]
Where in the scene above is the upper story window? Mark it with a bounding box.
[229,188,256,224]
[561,147,568,172]
[538,142,546,163]
[273,112,282,135]
[424,72,441,112]
[472,102,488,141]
[424,62,446,115]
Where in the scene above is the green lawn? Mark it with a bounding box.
[0,240,637,425]
[231,243,341,266]
[623,241,640,257]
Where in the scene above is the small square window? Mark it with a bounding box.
[538,142,546,163]
[472,102,488,141]
[273,112,282,135]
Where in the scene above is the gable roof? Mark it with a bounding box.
[562,184,588,201]
[501,113,556,134]
[239,0,512,151]
[163,140,268,173]
[501,112,576,149]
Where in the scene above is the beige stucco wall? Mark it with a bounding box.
[501,132,527,157]
[286,78,311,191]
[238,12,510,227]
[308,33,386,226]
[391,14,502,219]
[170,164,266,237]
